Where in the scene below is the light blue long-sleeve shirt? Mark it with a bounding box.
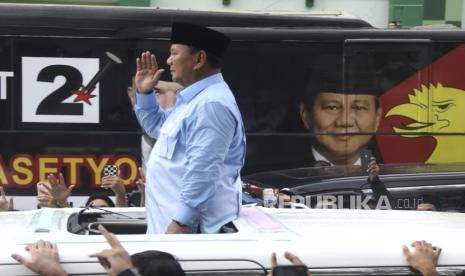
[135,73,246,234]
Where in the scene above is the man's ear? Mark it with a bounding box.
[194,50,207,70]
[299,102,311,129]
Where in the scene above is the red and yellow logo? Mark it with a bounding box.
[378,44,465,163]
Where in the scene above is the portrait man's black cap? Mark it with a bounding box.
[306,53,379,96]
[171,22,230,58]
[302,53,380,109]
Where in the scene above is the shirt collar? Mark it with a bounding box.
[311,147,361,166]
[177,73,224,104]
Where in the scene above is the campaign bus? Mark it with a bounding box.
[1,3,465,209]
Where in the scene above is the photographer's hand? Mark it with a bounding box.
[101,174,127,207]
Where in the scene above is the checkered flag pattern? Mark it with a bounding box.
[103,165,118,176]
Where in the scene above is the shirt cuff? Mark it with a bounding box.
[173,202,199,227]
[135,89,157,109]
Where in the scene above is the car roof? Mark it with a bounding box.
[2,206,465,275]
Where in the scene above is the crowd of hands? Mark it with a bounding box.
[0,168,147,212]
[1,157,442,276]
[10,225,442,276]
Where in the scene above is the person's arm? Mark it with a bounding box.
[133,52,170,139]
[403,240,441,276]
[101,175,128,207]
[167,102,237,234]
[11,240,68,276]
[366,157,395,209]
[134,92,167,139]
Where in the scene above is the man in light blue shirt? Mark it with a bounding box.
[134,23,246,234]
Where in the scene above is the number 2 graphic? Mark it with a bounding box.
[35,65,84,115]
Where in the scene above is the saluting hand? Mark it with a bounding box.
[135,51,165,94]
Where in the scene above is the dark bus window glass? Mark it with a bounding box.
[224,41,341,134]
[344,40,433,95]
[222,41,342,172]
[0,38,12,130]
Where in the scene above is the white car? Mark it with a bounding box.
[1,206,465,275]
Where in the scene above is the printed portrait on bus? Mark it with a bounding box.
[299,53,382,166]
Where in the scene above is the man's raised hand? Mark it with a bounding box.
[135,51,165,94]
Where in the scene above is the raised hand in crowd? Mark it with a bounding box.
[0,186,13,211]
[101,173,128,207]
[268,251,311,276]
[37,182,59,208]
[135,51,164,94]
[135,167,145,207]
[89,225,138,276]
[11,240,67,276]
[367,157,379,182]
[45,173,74,208]
[403,240,441,276]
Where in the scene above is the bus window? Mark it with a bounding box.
[344,40,436,165]
[0,38,12,130]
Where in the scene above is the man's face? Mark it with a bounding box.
[301,92,381,164]
[166,44,198,86]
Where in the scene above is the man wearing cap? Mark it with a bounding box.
[299,53,382,165]
[133,23,245,234]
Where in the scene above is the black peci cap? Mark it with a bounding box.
[306,53,379,96]
[171,22,230,58]
[301,53,380,109]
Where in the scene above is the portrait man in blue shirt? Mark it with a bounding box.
[134,22,246,234]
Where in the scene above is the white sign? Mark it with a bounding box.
[22,57,100,123]
[0,71,14,100]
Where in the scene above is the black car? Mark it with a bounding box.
[243,163,465,212]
